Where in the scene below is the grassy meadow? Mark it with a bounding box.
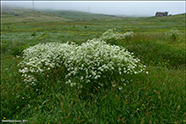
[1,7,186,124]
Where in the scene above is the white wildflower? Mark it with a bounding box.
[18,29,146,90]
[118,86,123,90]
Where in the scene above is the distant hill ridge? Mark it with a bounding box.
[1,5,185,24]
[1,6,126,23]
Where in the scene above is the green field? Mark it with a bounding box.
[1,6,186,124]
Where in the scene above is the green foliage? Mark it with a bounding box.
[112,33,185,68]
[168,29,180,41]
[11,45,30,56]
[31,32,36,36]
[17,33,146,98]
[1,9,186,123]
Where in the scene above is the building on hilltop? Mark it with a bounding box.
[155,12,168,17]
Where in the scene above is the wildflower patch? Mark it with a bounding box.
[18,29,146,92]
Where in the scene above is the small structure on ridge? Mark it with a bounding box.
[155,12,168,17]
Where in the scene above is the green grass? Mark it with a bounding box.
[1,6,123,24]
[1,6,186,123]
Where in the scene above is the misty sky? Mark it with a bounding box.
[1,1,185,16]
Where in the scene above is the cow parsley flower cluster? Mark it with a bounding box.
[18,42,76,83]
[18,29,145,91]
[168,29,180,41]
[64,38,145,90]
[100,28,133,40]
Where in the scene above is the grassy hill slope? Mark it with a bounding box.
[1,6,186,123]
[43,9,124,21]
[1,6,124,24]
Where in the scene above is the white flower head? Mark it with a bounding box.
[118,86,123,90]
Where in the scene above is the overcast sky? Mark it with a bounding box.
[1,1,185,16]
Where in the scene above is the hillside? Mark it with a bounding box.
[1,6,124,24]
[43,10,125,21]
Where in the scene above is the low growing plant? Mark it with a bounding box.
[18,29,146,96]
[64,38,146,93]
[18,41,76,84]
[100,28,133,40]
[100,28,134,45]
[168,29,180,41]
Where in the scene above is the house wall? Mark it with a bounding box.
[155,12,168,17]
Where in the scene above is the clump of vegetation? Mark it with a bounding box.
[65,38,146,96]
[31,32,36,36]
[18,42,76,83]
[18,30,146,97]
[168,29,180,41]
[100,28,134,45]
[100,28,134,40]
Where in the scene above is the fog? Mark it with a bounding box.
[1,1,185,16]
